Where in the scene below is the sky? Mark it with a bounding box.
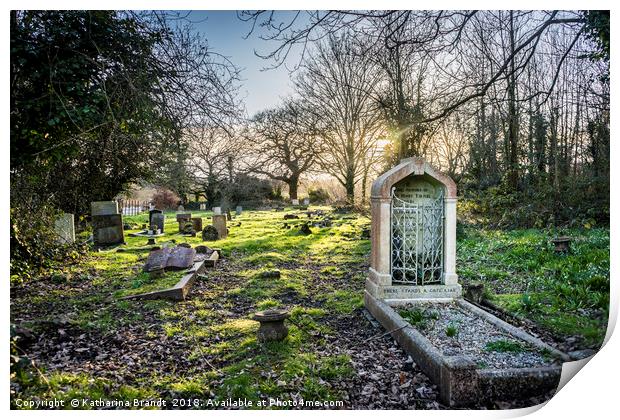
[186,10,299,117]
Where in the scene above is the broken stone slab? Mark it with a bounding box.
[122,260,207,301]
[143,246,196,272]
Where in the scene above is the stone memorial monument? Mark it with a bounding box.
[200,203,206,210]
[91,201,124,247]
[236,206,243,216]
[212,214,227,239]
[291,199,299,206]
[212,207,222,215]
[366,157,461,301]
[54,213,75,244]
[302,198,310,206]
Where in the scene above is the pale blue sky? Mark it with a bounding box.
[187,10,299,117]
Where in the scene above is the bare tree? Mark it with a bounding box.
[295,33,384,202]
[244,100,321,200]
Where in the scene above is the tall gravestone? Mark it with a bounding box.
[151,213,165,233]
[236,206,243,216]
[212,214,227,239]
[91,201,124,247]
[54,213,75,244]
[366,157,461,301]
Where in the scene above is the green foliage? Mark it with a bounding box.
[10,206,86,284]
[459,226,609,347]
[583,11,610,62]
[308,187,331,203]
[445,324,458,338]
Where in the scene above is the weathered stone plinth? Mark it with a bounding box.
[253,309,289,342]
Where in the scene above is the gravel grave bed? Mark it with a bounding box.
[398,302,560,369]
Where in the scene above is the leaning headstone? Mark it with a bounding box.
[201,225,219,241]
[212,214,227,239]
[291,199,299,206]
[236,206,242,216]
[303,198,310,206]
[151,213,165,233]
[91,201,118,216]
[54,213,75,244]
[226,208,232,221]
[212,207,222,215]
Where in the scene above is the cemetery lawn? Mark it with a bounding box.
[11,208,609,409]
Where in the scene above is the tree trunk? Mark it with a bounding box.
[288,174,299,200]
[507,11,520,190]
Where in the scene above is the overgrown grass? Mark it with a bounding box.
[458,227,609,347]
[11,207,609,408]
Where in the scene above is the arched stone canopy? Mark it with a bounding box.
[366,157,461,301]
[371,157,457,200]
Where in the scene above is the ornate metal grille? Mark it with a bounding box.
[390,188,444,285]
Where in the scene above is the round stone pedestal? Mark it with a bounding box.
[253,309,290,342]
[551,236,571,253]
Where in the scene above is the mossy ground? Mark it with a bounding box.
[10,208,609,408]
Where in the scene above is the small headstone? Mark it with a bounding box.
[151,213,165,233]
[92,214,124,246]
[54,213,75,244]
[291,199,299,206]
[176,213,192,222]
[236,206,242,216]
[149,209,163,226]
[303,198,310,205]
[178,205,185,212]
[91,201,119,216]
[202,225,219,241]
[191,217,203,232]
[212,214,227,239]
[200,203,206,210]
[212,207,222,215]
